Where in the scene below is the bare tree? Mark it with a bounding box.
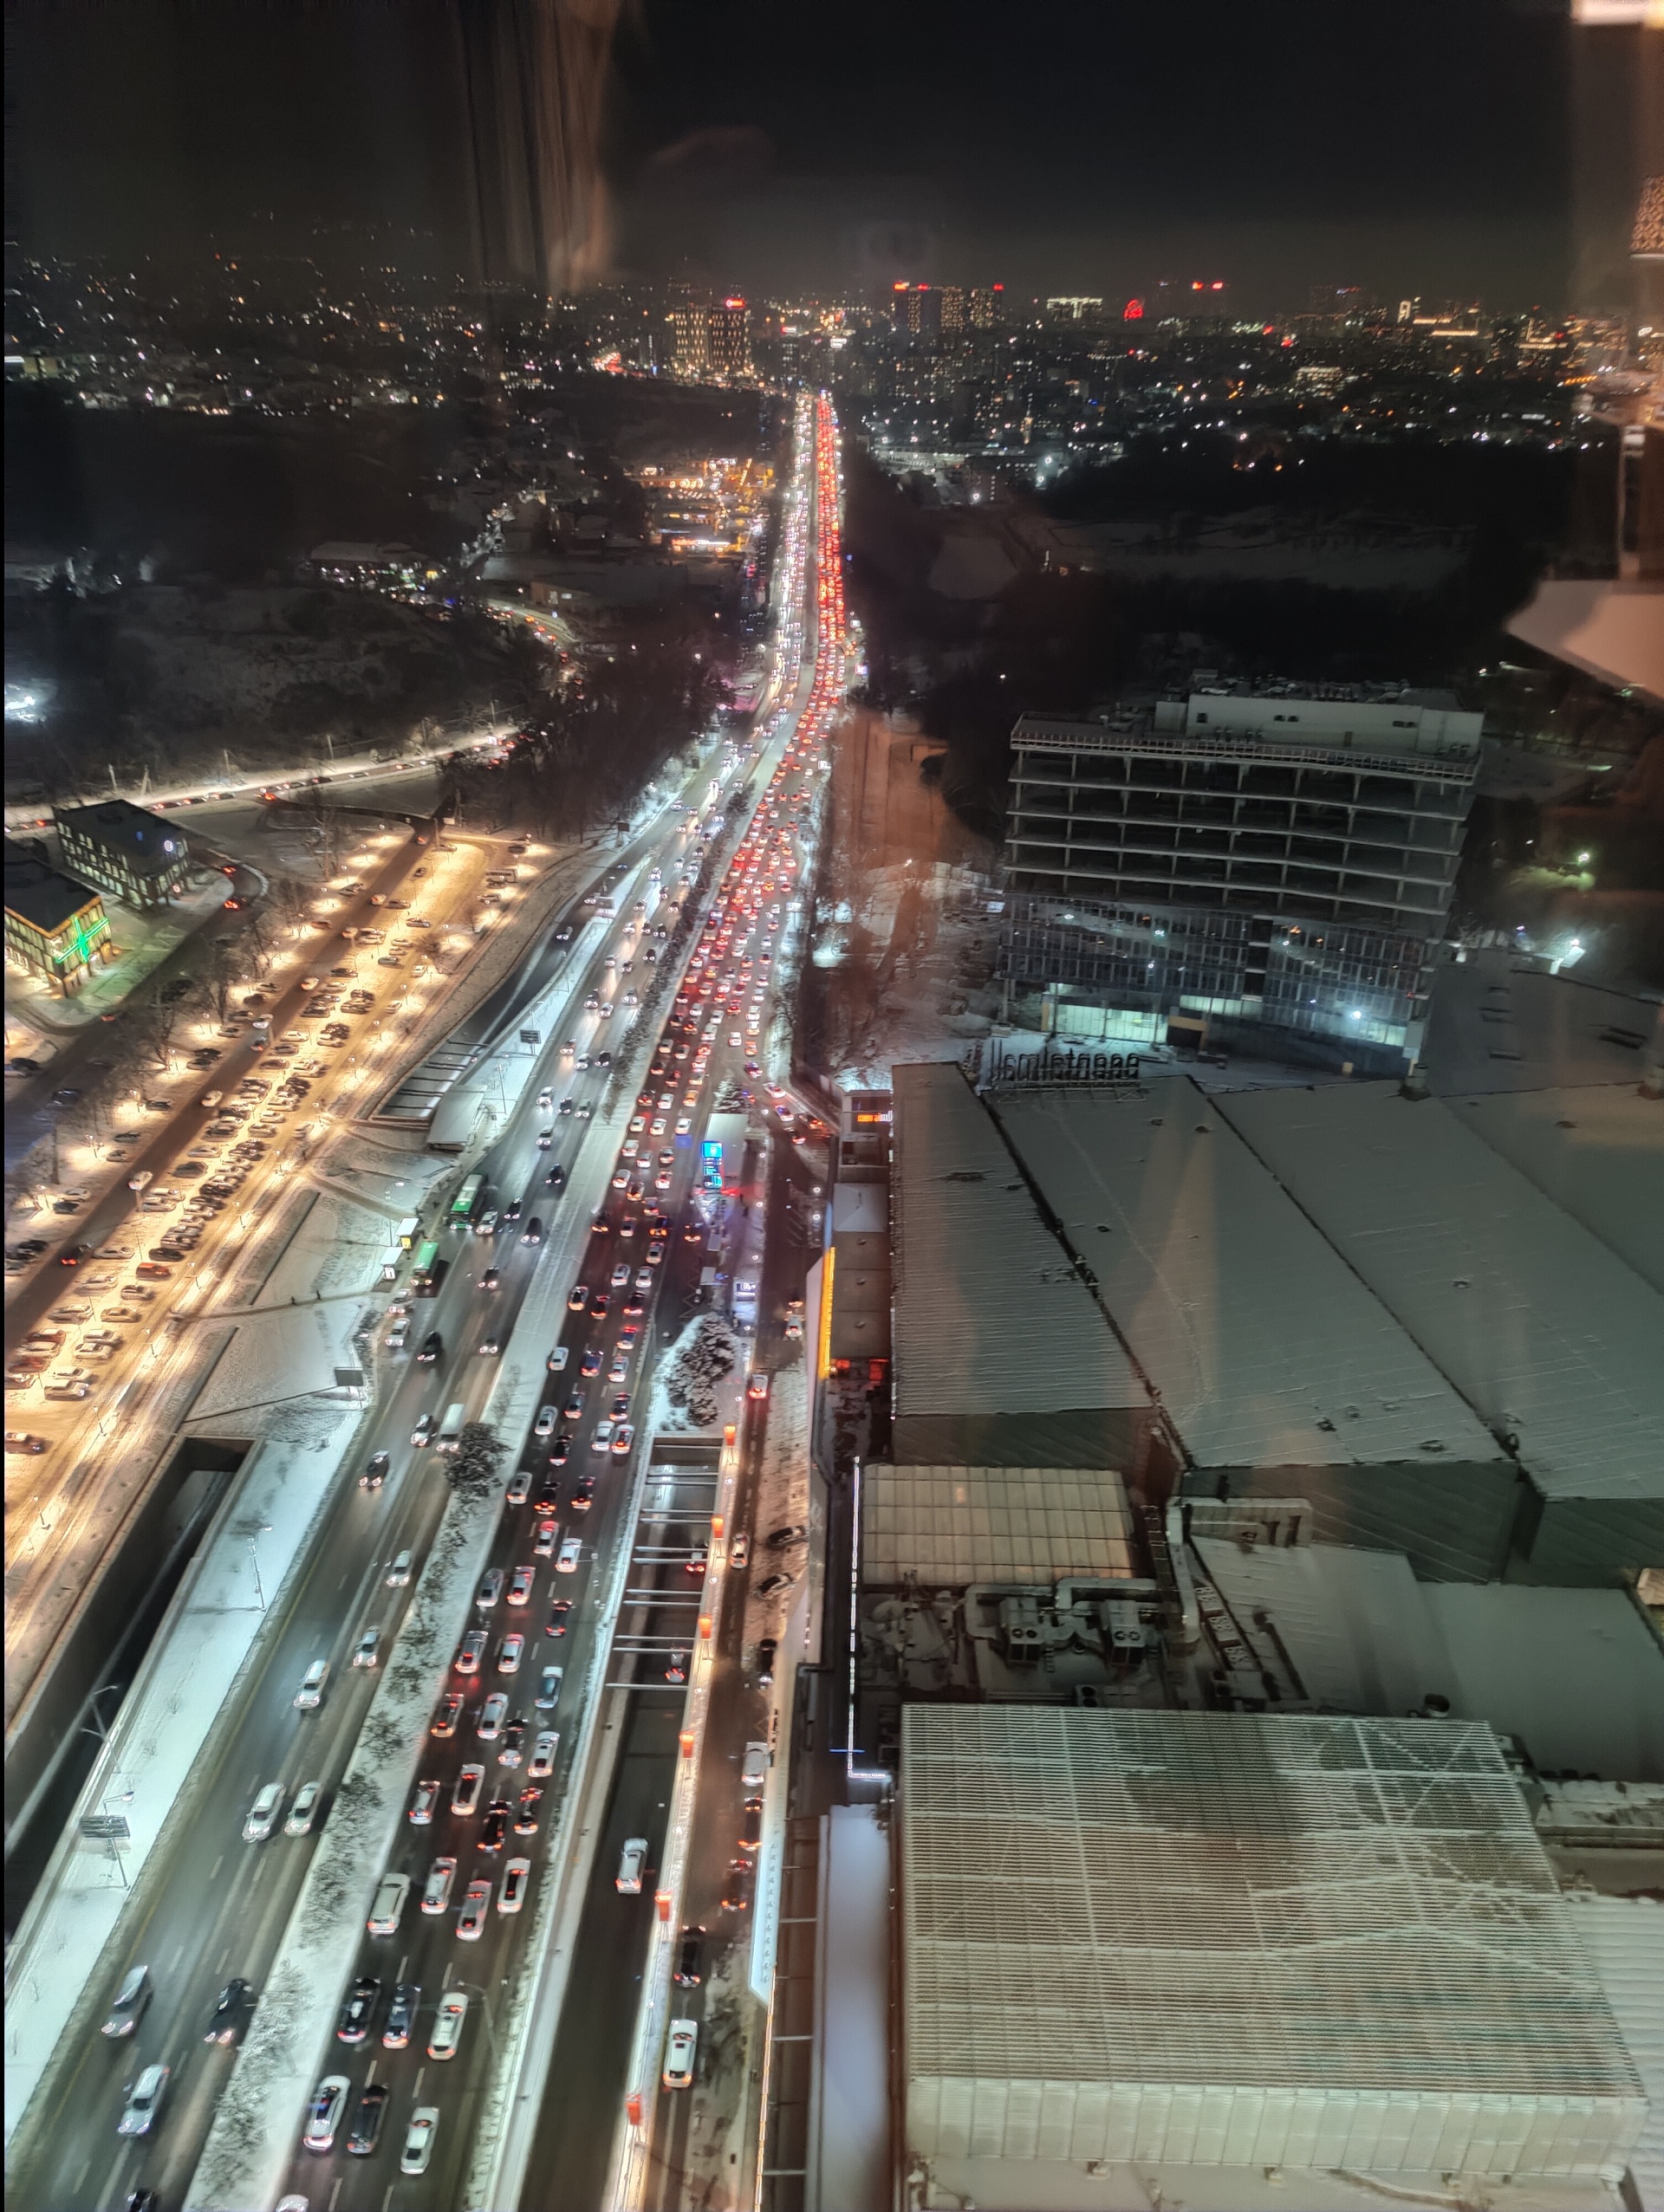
[445,1421,507,1498]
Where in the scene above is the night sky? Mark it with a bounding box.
[9,0,1570,309]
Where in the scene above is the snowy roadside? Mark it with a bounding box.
[3,1393,366,2150]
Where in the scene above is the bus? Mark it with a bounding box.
[411,1239,445,1296]
[449,1173,484,1225]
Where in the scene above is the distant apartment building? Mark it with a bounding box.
[55,799,192,911]
[1001,685,1483,1068]
[3,838,114,994]
[668,297,752,382]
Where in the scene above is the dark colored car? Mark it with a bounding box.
[336,1975,380,2045]
[515,1787,543,1835]
[346,2081,390,2157]
[418,1331,443,1363]
[359,1450,390,1491]
[205,1977,254,2045]
[383,1982,420,2050]
[570,1474,596,1511]
[674,1928,705,1987]
[755,1638,777,1685]
[478,1801,510,1853]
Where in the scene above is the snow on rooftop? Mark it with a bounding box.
[890,1063,1146,1420]
[1218,1084,1664,1502]
[1444,1082,1664,1297]
[902,1707,1646,2178]
[990,1083,1502,1471]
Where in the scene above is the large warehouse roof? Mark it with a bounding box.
[1218,1083,1664,1503]
[989,1086,1502,1475]
[1443,1083,1664,1298]
[863,1464,1137,1586]
[890,1065,1147,1449]
[902,1707,1646,2179]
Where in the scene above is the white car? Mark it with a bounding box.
[428,1988,468,2060]
[117,2062,170,2137]
[294,1658,329,1710]
[303,2072,349,2152]
[386,1548,413,1586]
[590,1419,614,1456]
[457,1879,492,1941]
[400,2105,439,2176]
[244,1782,284,1841]
[367,1869,410,1936]
[528,1729,560,1779]
[663,2017,698,2090]
[284,1781,323,1837]
[556,1535,582,1573]
[615,1836,648,1894]
[498,1857,531,1914]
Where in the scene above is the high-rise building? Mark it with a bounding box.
[1000,686,1483,1068]
[667,295,752,382]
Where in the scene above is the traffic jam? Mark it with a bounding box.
[283,393,844,2185]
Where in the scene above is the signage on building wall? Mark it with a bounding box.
[984,1045,1143,1089]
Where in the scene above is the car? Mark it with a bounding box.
[675,1928,705,1987]
[664,1648,687,1683]
[367,1870,411,1936]
[506,1467,533,1506]
[497,1632,524,1674]
[514,1787,543,1835]
[478,1799,511,1852]
[102,1965,153,2039]
[117,2061,171,2138]
[382,1982,420,2050]
[769,1523,807,1549]
[499,1857,531,1914]
[567,1284,589,1313]
[615,1836,648,1894]
[570,1472,596,1511]
[748,1372,770,1402]
[507,1564,536,1606]
[420,1857,458,1915]
[663,2018,699,2090]
[755,1637,777,1685]
[497,1716,527,1768]
[477,1690,509,1738]
[358,1447,391,1491]
[432,1690,465,1737]
[346,2080,390,2157]
[731,1533,751,1569]
[479,1265,500,1292]
[455,1629,488,1674]
[536,1664,563,1709]
[476,1209,499,1238]
[411,1411,438,1448]
[417,1331,442,1362]
[409,1777,441,1825]
[546,1344,569,1373]
[303,2073,350,2153]
[285,1781,323,1836]
[477,1567,504,1611]
[452,1763,486,1816]
[400,2105,439,2175]
[591,1418,614,1456]
[738,1804,762,1856]
[612,1422,635,1457]
[686,1542,708,1578]
[534,1404,558,1437]
[529,1729,559,1779]
[351,1626,381,1669]
[205,1976,254,2047]
[295,1658,329,1710]
[127,1169,153,1192]
[556,1535,582,1573]
[534,1517,558,1557]
[610,1261,631,1288]
[580,1344,602,1377]
[562,1387,586,1419]
[428,1988,470,2062]
[244,1782,284,1840]
[457,1880,492,1941]
[387,1547,413,1586]
[336,1975,380,2044]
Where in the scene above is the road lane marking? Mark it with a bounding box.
[209,1854,223,1880]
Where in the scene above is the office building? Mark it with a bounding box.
[1002,685,1483,1067]
[3,838,114,994]
[55,799,192,910]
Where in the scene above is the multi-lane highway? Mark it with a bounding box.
[9,388,842,2212]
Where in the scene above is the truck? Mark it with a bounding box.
[437,1402,467,1452]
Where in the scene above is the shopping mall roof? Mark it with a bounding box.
[1442,1082,1664,1297]
[890,1064,1148,1465]
[863,1464,1137,1586]
[1219,1083,1664,1512]
[986,1086,1507,1550]
[902,1706,1646,2181]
